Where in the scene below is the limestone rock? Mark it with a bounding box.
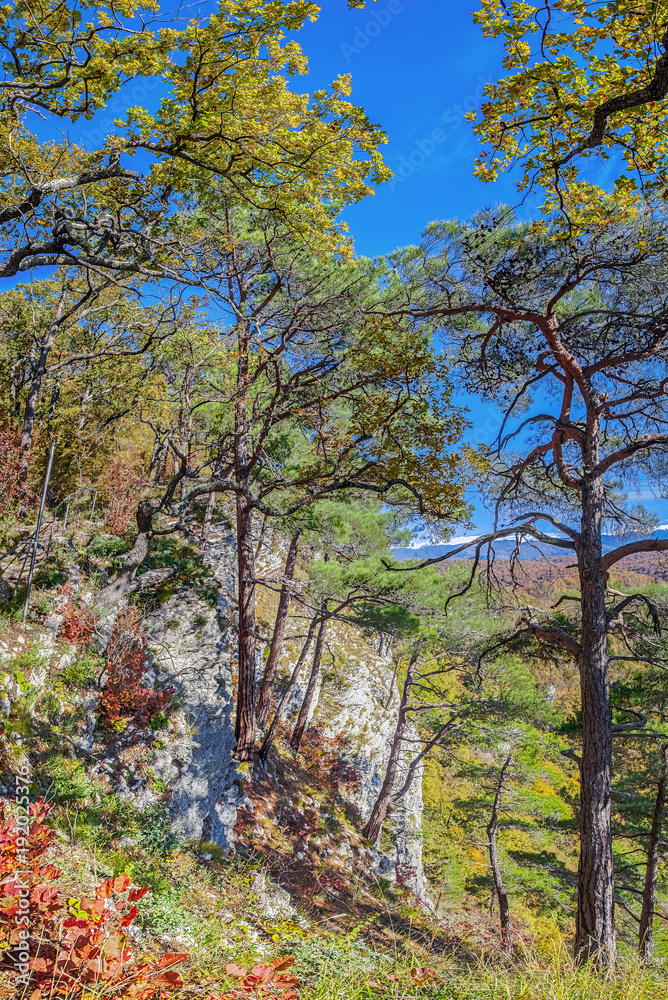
[250,873,295,919]
[144,523,243,849]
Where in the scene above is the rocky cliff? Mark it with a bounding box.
[138,523,428,901]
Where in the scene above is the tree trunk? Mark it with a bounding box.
[200,454,231,549]
[575,470,616,968]
[259,616,318,761]
[200,489,217,549]
[487,753,513,956]
[97,501,156,607]
[362,652,418,843]
[17,322,59,513]
[638,743,668,959]
[232,309,259,761]
[257,529,302,727]
[384,656,401,710]
[235,493,257,758]
[290,603,327,754]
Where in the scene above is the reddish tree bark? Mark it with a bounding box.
[575,440,616,966]
[257,529,302,728]
[235,494,257,757]
[233,314,258,760]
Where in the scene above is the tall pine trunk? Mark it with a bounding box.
[290,604,327,754]
[233,318,257,759]
[362,653,418,843]
[235,493,257,757]
[575,458,616,966]
[487,753,513,956]
[259,617,318,761]
[638,743,668,958]
[257,529,302,727]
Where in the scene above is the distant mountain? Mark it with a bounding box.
[392,530,668,563]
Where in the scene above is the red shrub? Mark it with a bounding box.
[0,798,189,998]
[299,730,361,793]
[0,422,38,515]
[100,455,144,536]
[220,957,300,1000]
[58,592,99,648]
[98,608,173,728]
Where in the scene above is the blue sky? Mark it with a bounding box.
[298,0,513,257]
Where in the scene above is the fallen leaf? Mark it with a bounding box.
[226,963,248,978]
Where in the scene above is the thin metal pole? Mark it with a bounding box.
[22,439,56,626]
[15,537,33,589]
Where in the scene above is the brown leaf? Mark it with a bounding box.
[271,955,296,971]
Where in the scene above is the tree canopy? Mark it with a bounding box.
[472,1,668,227]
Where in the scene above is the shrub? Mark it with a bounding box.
[220,957,300,1000]
[0,422,38,515]
[0,798,190,999]
[100,455,144,536]
[60,656,99,688]
[88,536,132,559]
[98,608,174,729]
[58,591,99,649]
[299,730,361,794]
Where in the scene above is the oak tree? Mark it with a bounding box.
[472,1,668,224]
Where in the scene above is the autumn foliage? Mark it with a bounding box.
[101,455,145,536]
[98,608,174,728]
[0,423,37,515]
[58,591,99,648]
[0,798,189,999]
[0,799,304,1000]
[220,957,300,1000]
[299,731,361,794]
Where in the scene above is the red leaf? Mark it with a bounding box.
[113,873,131,893]
[226,963,248,978]
[96,878,115,899]
[158,952,189,969]
[119,904,138,927]
[250,964,273,980]
[128,886,149,902]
